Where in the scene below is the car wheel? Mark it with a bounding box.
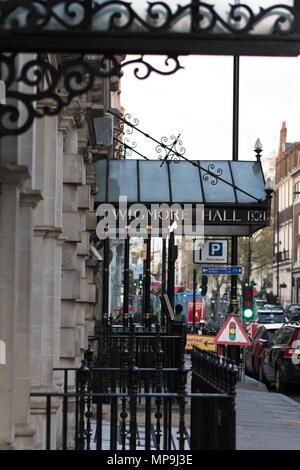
[275,367,288,394]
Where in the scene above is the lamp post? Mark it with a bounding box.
[264,176,276,302]
[167,220,178,310]
[272,188,281,304]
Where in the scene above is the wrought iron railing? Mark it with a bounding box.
[31,346,238,450]
[190,347,238,449]
[31,389,233,450]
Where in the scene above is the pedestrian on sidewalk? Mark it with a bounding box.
[172,303,188,348]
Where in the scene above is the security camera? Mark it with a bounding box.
[90,246,103,261]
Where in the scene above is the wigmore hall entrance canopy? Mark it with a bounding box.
[95,158,271,236]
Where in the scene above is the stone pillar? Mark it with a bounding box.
[0,170,22,449]
[30,115,64,449]
[60,123,89,371]
[14,189,42,449]
[0,164,41,449]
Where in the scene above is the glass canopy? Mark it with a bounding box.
[95,159,267,205]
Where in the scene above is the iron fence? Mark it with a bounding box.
[31,346,238,450]
[30,390,233,451]
[191,347,238,449]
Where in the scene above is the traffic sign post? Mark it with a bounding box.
[216,314,250,347]
[201,265,243,276]
[194,240,228,264]
[242,285,255,322]
[185,335,216,352]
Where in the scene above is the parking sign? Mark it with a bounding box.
[194,240,228,264]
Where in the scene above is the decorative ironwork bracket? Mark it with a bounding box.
[0,1,299,56]
[0,53,182,136]
[1,2,299,137]
[111,109,186,164]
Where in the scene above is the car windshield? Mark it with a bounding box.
[255,300,266,308]
[289,306,300,312]
[257,312,284,323]
[261,305,283,312]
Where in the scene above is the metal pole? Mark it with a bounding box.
[162,238,167,294]
[123,236,130,328]
[102,236,110,324]
[232,56,239,163]
[193,268,196,332]
[167,231,175,310]
[228,55,240,365]
[144,231,151,328]
[161,237,167,329]
[230,55,239,310]
[248,234,251,284]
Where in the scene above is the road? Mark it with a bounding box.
[285,388,300,404]
[245,371,300,403]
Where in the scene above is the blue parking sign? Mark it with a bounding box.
[208,242,223,257]
[194,239,228,264]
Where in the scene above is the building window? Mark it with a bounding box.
[289,179,293,206]
[279,186,283,211]
[297,245,300,263]
[294,181,300,201]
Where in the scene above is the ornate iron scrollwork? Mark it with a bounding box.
[0,1,297,36]
[0,53,182,136]
[0,2,299,137]
[192,3,297,35]
[110,109,185,163]
[122,112,139,134]
[114,137,137,159]
[156,134,186,166]
[202,163,223,185]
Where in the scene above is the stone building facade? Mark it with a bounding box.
[0,54,121,448]
[273,122,300,307]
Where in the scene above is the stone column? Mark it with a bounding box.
[0,164,41,449]
[30,115,65,449]
[14,189,42,449]
[0,168,25,449]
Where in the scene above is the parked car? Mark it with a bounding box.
[245,323,282,377]
[256,304,286,324]
[260,323,300,392]
[254,298,266,313]
[285,304,300,322]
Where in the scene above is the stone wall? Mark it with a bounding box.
[0,53,119,449]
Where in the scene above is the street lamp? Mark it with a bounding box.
[265,177,274,195]
[254,138,263,162]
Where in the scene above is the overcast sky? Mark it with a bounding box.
[121,54,300,164]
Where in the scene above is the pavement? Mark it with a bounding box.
[236,377,300,450]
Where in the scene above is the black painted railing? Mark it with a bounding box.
[191,347,238,449]
[30,346,238,450]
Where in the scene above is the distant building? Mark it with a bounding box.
[273,122,300,307]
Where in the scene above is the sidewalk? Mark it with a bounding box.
[236,377,300,450]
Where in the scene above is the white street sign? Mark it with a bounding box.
[194,240,228,264]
